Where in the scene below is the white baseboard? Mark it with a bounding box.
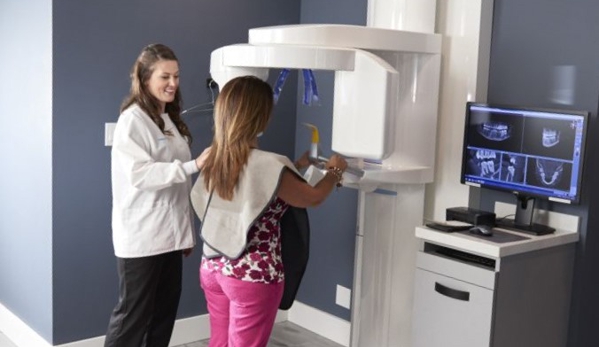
[0,302,51,347]
[287,301,351,347]
[0,302,288,347]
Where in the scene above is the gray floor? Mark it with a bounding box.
[179,321,343,347]
[0,321,342,347]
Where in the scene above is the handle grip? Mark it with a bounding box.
[434,282,470,301]
[311,155,365,178]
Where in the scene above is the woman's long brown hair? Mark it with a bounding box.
[120,43,192,143]
[202,76,274,200]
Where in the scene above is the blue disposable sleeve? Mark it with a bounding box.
[302,69,313,105]
[308,69,319,103]
[273,68,291,104]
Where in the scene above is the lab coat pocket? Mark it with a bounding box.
[123,204,173,249]
[173,204,194,246]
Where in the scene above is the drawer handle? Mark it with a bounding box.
[435,282,470,301]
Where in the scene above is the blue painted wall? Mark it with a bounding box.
[0,0,54,342]
[0,0,301,344]
[485,1,599,346]
[0,0,369,341]
[295,0,368,321]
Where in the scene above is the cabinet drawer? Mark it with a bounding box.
[412,268,494,347]
[417,250,496,289]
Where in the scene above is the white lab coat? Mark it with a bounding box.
[111,104,197,258]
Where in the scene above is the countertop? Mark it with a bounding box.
[415,225,579,258]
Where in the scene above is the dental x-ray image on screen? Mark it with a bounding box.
[500,153,525,184]
[466,110,524,153]
[526,157,572,191]
[460,102,588,234]
[521,116,577,161]
[464,149,501,179]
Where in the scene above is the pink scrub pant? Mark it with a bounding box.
[200,267,284,347]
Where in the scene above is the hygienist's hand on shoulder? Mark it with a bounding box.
[278,153,347,208]
[195,146,211,170]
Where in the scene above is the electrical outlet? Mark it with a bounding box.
[336,285,351,309]
[105,122,116,146]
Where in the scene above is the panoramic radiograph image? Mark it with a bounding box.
[478,121,512,142]
[467,110,524,152]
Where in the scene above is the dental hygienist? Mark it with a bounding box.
[104,43,210,347]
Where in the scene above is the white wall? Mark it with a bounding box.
[0,0,54,342]
[424,0,494,221]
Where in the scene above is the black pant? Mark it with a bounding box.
[104,251,182,347]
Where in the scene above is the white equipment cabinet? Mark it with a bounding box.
[413,226,578,347]
[413,249,494,346]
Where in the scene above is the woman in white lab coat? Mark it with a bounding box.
[104,43,209,347]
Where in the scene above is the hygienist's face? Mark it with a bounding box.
[147,59,179,112]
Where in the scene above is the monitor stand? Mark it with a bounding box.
[496,195,556,236]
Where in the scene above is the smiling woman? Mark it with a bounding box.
[103,43,210,347]
[146,59,180,111]
[120,44,190,140]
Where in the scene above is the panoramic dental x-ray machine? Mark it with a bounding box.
[209,2,441,346]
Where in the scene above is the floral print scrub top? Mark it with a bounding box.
[201,197,289,284]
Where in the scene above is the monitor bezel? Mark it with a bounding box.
[460,102,589,205]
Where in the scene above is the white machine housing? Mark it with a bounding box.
[210,24,441,186]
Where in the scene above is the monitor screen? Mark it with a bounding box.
[461,102,588,205]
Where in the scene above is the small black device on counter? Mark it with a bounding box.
[446,206,496,226]
[468,225,493,237]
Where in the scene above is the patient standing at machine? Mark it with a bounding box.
[105,43,209,347]
[191,75,347,347]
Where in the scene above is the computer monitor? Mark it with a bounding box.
[461,102,589,235]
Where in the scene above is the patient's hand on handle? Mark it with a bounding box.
[326,154,348,172]
[278,154,347,208]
